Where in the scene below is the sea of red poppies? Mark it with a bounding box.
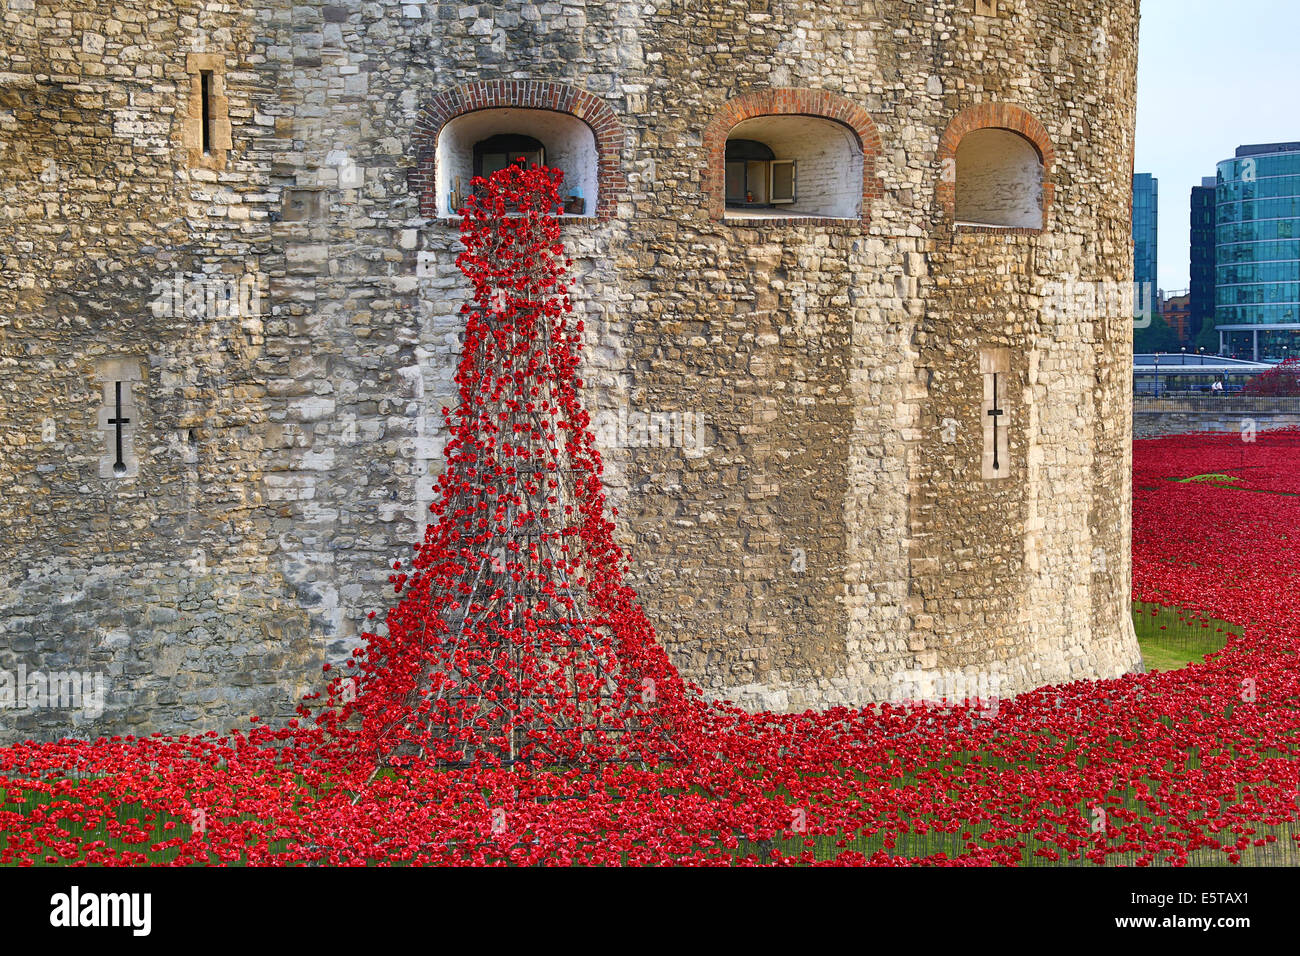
[4,427,1296,866]
[1,168,1297,866]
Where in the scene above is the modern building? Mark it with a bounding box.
[1133,173,1159,316]
[1215,142,1300,360]
[1190,176,1216,345]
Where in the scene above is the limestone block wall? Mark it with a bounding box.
[0,0,318,738]
[0,0,1143,740]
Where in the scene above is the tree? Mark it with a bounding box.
[1134,313,1180,354]
[1195,318,1221,355]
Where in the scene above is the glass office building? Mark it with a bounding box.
[1215,142,1300,360]
[1132,173,1158,312]
[1189,176,1216,344]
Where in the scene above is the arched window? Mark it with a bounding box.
[722,116,862,219]
[434,108,598,217]
[936,105,1055,231]
[703,90,881,223]
[954,128,1044,229]
[411,81,627,220]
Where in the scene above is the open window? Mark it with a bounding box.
[725,140,797,207]
[954,128,1044,229]
[474,134,545,179]
[722,116,860,219]
[435,108,597,217]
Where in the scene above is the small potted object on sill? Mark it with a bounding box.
[563,185,586,215]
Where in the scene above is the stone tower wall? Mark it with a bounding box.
[0,0,1142,738]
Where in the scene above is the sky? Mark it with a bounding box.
[1135,0,1300,293]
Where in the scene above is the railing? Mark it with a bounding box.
[1133,394,1300,413]
[1133,384,1247,397]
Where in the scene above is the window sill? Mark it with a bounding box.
[953,220,1044,235]
[431,215,602,226]
[721,210,862,226]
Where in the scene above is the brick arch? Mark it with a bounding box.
[701,88,883,223]
[935,103,1056,231]
[408,80,627,220]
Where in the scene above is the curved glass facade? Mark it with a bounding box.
[1216,146,1300,358]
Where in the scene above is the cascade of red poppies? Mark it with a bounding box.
[308,163,690,773]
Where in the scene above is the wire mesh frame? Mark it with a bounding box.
[360,238,668,777]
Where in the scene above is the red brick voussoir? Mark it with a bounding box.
[409,79,628,221]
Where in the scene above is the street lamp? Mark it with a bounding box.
[1181,346,1186,366]
[1153,353,1160,398]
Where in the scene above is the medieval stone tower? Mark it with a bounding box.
[0,0,1142,739]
